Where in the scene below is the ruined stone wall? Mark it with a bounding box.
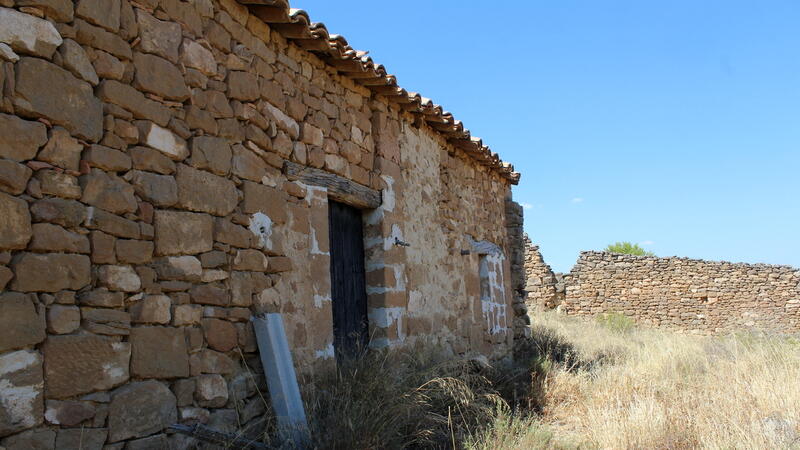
[562,252,800,334]
[0,0,516,446]
[523,235,561,311]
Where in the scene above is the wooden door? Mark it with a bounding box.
[328,200,369,357]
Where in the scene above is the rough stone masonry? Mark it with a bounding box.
[0,0,523,446]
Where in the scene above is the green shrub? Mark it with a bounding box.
[604,242,655,256]
[596,312,636,334]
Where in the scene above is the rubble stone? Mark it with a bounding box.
[37,127,84,171]
[154,210,213,256]
[43,335,130,398]
[0,7,63,58]
[96,265,141,292]
[136,9,181,63]
[11,253,90,292]
[58,38,98,85]
[80,169,137,215]
[132,52,189,101]
[0,159,32,195]
[0,349,44,436]
[46,305,81,334]
[130,326,189,378]
[175,165,238,216]
[195,374,228,408]
[202,318,237,352]
[0,113,47,162]
[29,223,90,254]
[130,295,171,324]
[0,293,45,352]
[0,193,32,250]
[107,381,176,442]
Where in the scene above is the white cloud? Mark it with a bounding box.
[640,240,655,246]
[520,202,533,210]
[571,197,584,203]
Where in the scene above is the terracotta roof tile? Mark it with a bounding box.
[237,0,520,184]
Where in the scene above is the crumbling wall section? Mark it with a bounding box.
[563,252,800,334]
[523,235,561,311]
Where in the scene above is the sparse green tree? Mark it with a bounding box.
[604,241,655,256]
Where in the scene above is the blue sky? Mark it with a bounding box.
[296,0,800,272]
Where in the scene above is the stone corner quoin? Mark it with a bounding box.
[0,0,528,446]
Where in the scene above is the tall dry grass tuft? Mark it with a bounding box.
[533,312,800,449]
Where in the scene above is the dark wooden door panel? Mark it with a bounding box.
[328,200,369,357]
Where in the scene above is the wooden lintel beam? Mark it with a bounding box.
[284,161,381,209]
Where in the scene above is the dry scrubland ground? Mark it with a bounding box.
[249,312,799,449]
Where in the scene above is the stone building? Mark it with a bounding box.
[0,0,522,446]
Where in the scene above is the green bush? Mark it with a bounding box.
[596,312,636,334]
[604,241,655,256]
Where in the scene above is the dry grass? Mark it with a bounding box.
[512,311,800,449]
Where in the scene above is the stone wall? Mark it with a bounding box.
[505,200,530,338]
[562,252,800,334]
[0,0,518,446]
[523,235,561,311]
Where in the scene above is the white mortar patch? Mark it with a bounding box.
[0,349,40,377]
[380,175,396,212]
[0,380,40,429]
[313,294,331,308]
[249,212,273,250]
[315,343,335,360]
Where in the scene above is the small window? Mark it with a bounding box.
[479,254,491,301]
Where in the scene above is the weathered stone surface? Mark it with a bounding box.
[195,374,228,408]
[76,0,120,31]
[13,57,103,141]
[11,253,90,292]
[0,192,32,251]
[78,288,124,308]
[130,295,171,324]
[0,159,32,195]
[83,145,131,171]
[301,123,324,146]
[46,304,80,334]
[126,434,168,450]
[0,266,11,290]
[80,169,137,214]
[152,256,202,282]
[130,326,189,378]
[44,400,95,426]
[0,7,63,58]
[129,170,178,207]
[154,210,213,256]
[262,102,299,139]
[54,428,107,450]
[227,71,259,101]
[231,145,267,182]
[136,9,181,63]
[29,223,90,254]
[202,318,237,352]
[30,197,86,228]
[0,427,55,449]
[189,136,232,176]
[97,81,172,127]
[35,170,81,199]
[91,49,125,80]
[196,349,235,374]
[0,293,45,352]
[58,38,98,85]
[115,239,154,264]
[37,127,83,171]
[241,181,287,224]
[172,304,202,326]
[16,0,73,22]
[81,308,131,336]
[175,165,238,216]
[180,39,216,76]
[74,19,131,59]
[0,113,47,162]
[130,146,176,175]
[232,249,268,272]
[0,349,44,436]
[86,208,140,239]
[96,265,141,292]
[108,381,176,442]
[188,284,228,309]
[132,52,189,101]
[136,121,189,160]
[42,335,130,398]
[214,218,252,248]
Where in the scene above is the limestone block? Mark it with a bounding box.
[29,223,90,254]
[130,326,189,378]
[83,145,131,172]
[42,335,130,398]
[81,308,131,336]
[195,374,228,408]
[0,113,48,162]
[128,170,178,207]
[262,102,299,139]
[0,7,63,58]
[301,123,323,146]
[180,38,216,76]
[35,170,81,199]
[232,249,267,272]
[172,304,202,326]
[135,9,181,63]
[136,121,189,160]
[188,136,232,176]
[130,295,171,324]
[86,208,141,239]
[130,146,176,175]
[231,144,267,182]
[97,81,171,127]
[175,165,238,217]
[107,381,176,443]
[115,239,154,265]
[80,169,137,215]
[152,256,203,282]
[11,253,90,292]
[0,159,32,195]
[37,127,84,171]
[12,57,103,142]
[74,19,131,60]
[213,218,252,248]
[46,305,80,334]
[58,38,98,85]
[0,349,44,436]
[153,210,213,256]
[91,49,125,80]
[201,318,237,352]
[78,288,124,308]
[190,284,229,306]
[29,197,86,228]
[132,52,189,101]
[96,265,141,292]
[227,71,259,101]
[76,0,119,31]
[0,293,45,352]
